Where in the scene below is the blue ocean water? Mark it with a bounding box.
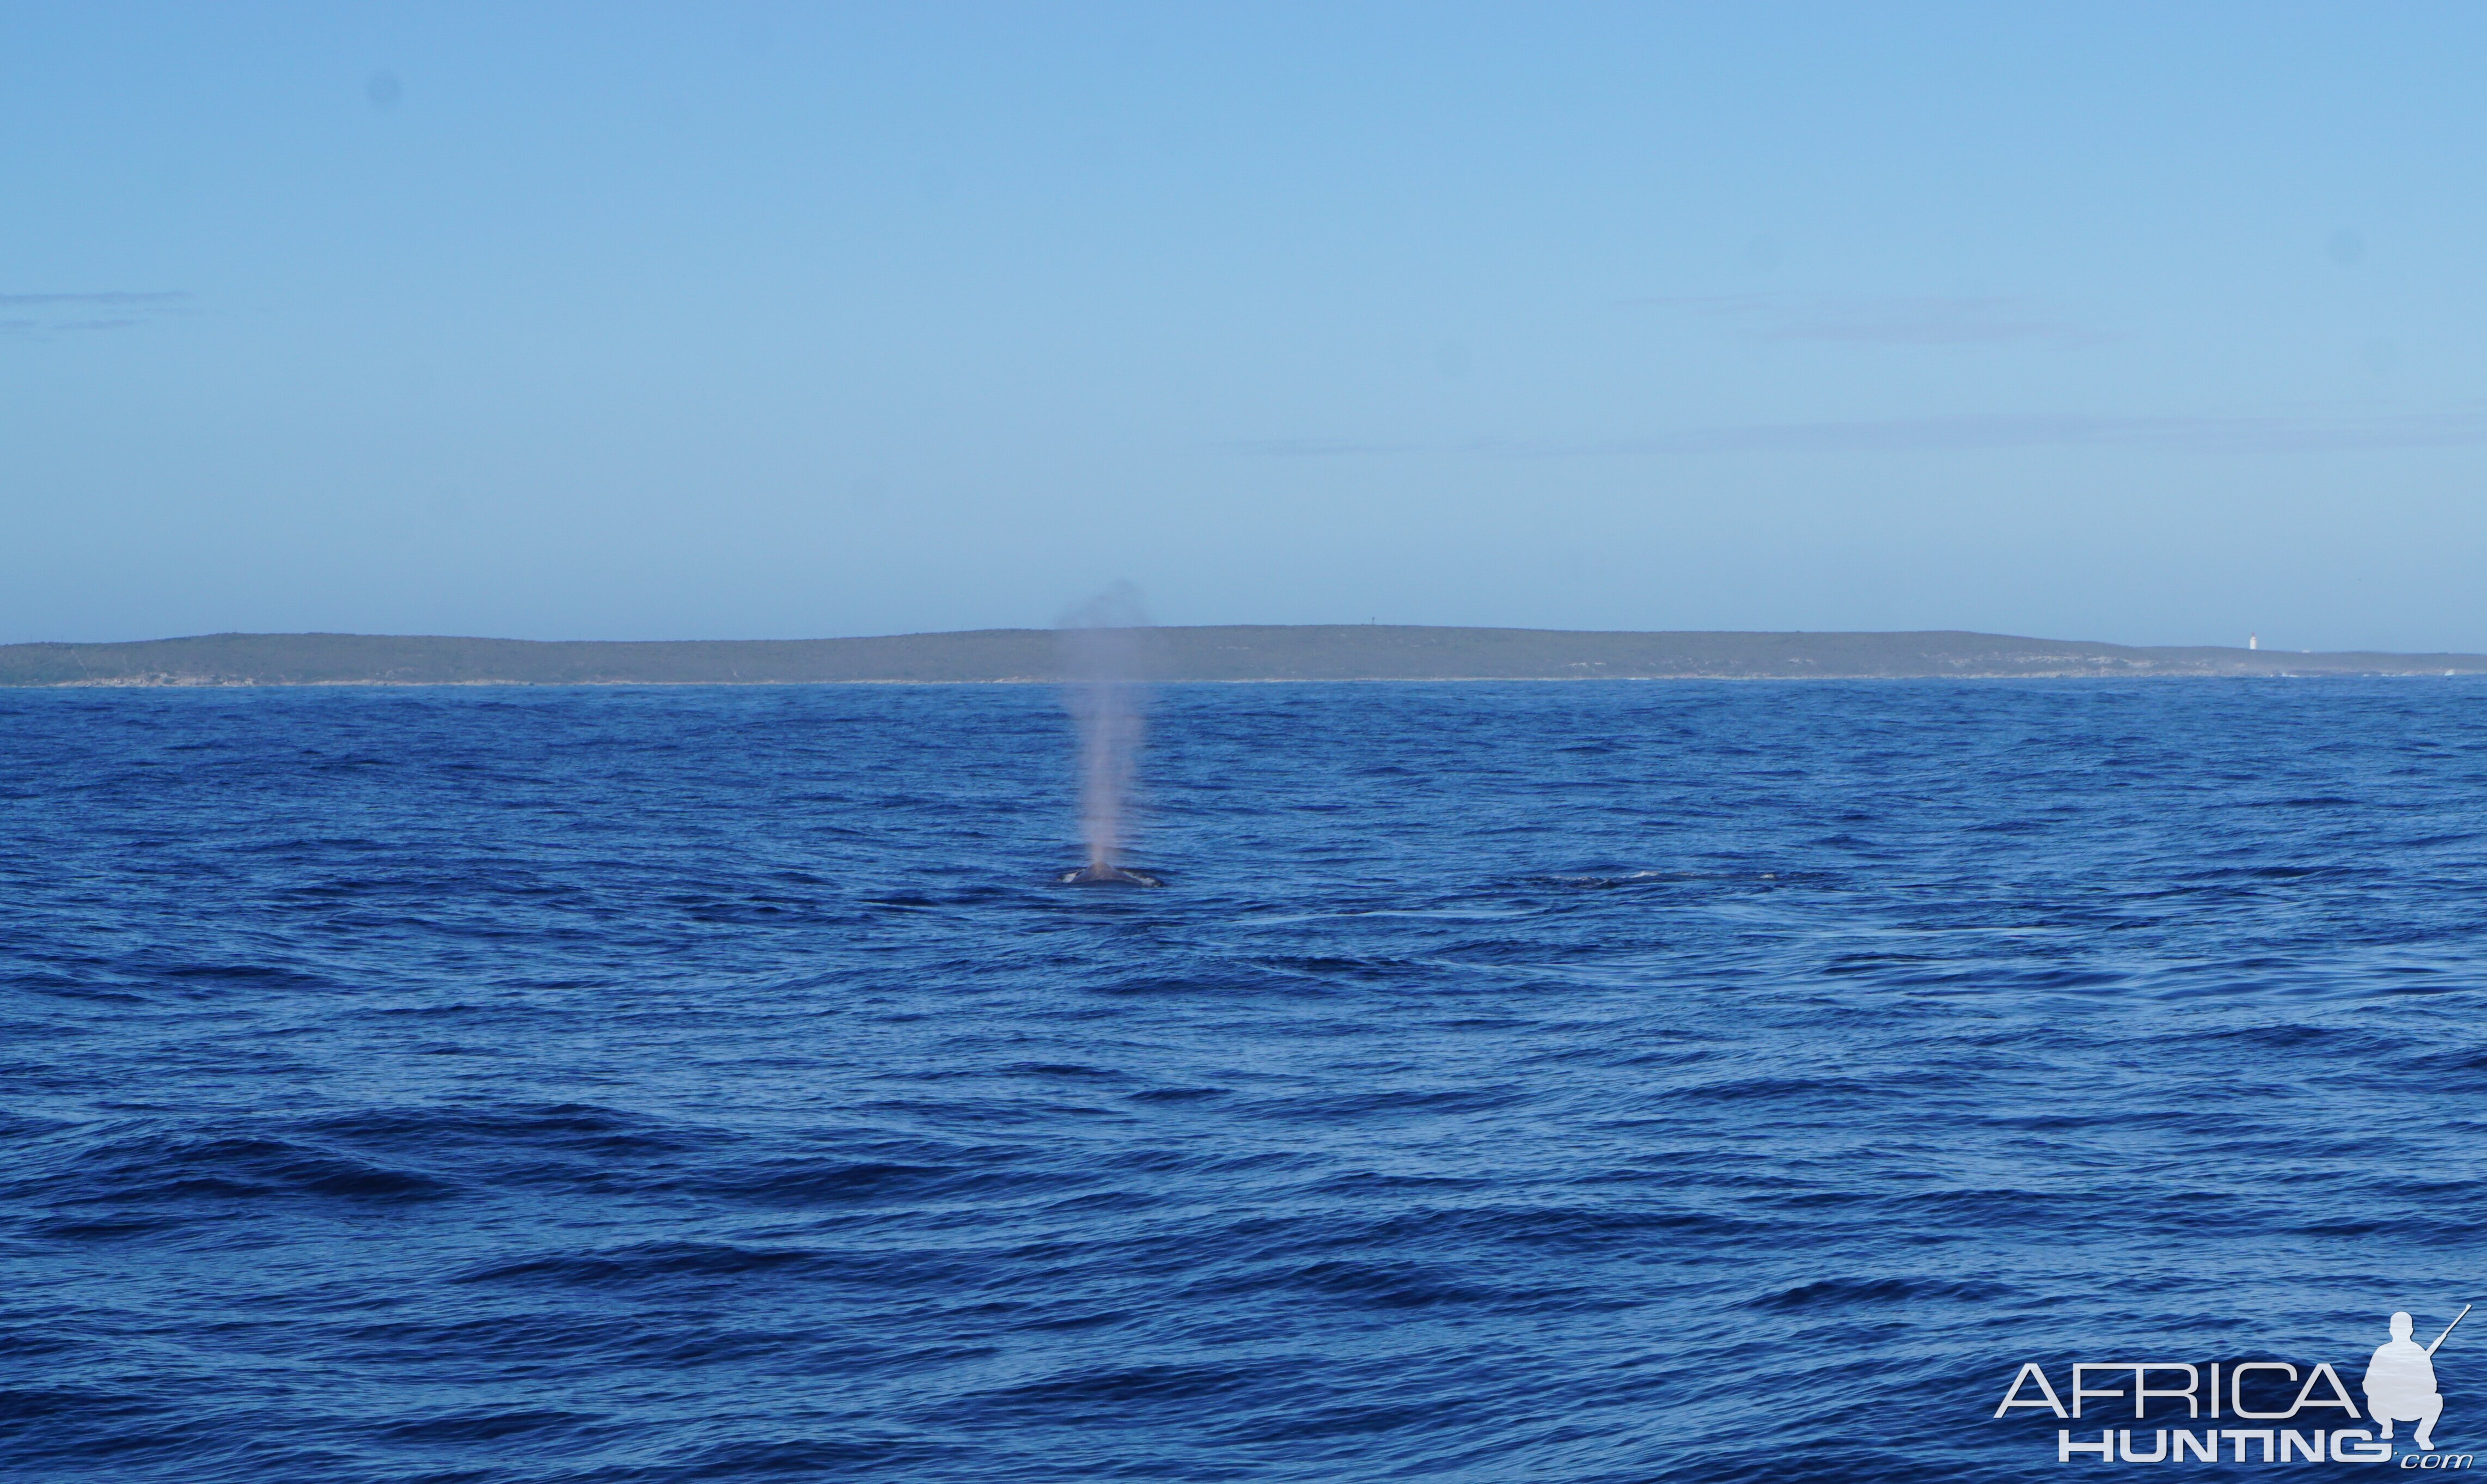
[5,680,2486,1482]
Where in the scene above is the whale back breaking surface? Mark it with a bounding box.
[1058,864,1163,887]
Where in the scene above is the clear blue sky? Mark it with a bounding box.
[7,3,2486,649]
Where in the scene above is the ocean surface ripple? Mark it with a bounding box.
[4,681,2486,1481]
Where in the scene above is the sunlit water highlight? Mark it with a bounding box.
[4,681,2486,1481]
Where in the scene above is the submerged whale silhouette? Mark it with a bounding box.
[1059,864,1163,887]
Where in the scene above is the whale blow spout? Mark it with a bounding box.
[1058,585,1159,890]
[1059,863,1163,887]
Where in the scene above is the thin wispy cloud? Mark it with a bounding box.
[0,291,188,306]
[1225,438,1423,457]
[0,291,188,337]
[1634,293,2101,347]
[1629,408,2487,454]
[1226,405,2487,459]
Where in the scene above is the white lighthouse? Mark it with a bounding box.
[2249,633,2258,650]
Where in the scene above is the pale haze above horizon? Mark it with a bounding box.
[8,3,2487,651]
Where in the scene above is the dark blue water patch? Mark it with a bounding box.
[453,1239,838,1290]
[6,680,2487,1481]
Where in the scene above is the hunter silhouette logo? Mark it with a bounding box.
[2368,1308,2465,1454]
[1993,1304,2471,1466]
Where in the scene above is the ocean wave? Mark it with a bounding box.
[7,680,2487,1480]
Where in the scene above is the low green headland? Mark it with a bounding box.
[4,627,2482,686]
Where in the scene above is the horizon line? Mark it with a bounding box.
[0,624,2455,657]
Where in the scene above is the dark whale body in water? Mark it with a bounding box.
[1059,864,1163,887]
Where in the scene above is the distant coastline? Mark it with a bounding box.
[4,627,2483,687]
